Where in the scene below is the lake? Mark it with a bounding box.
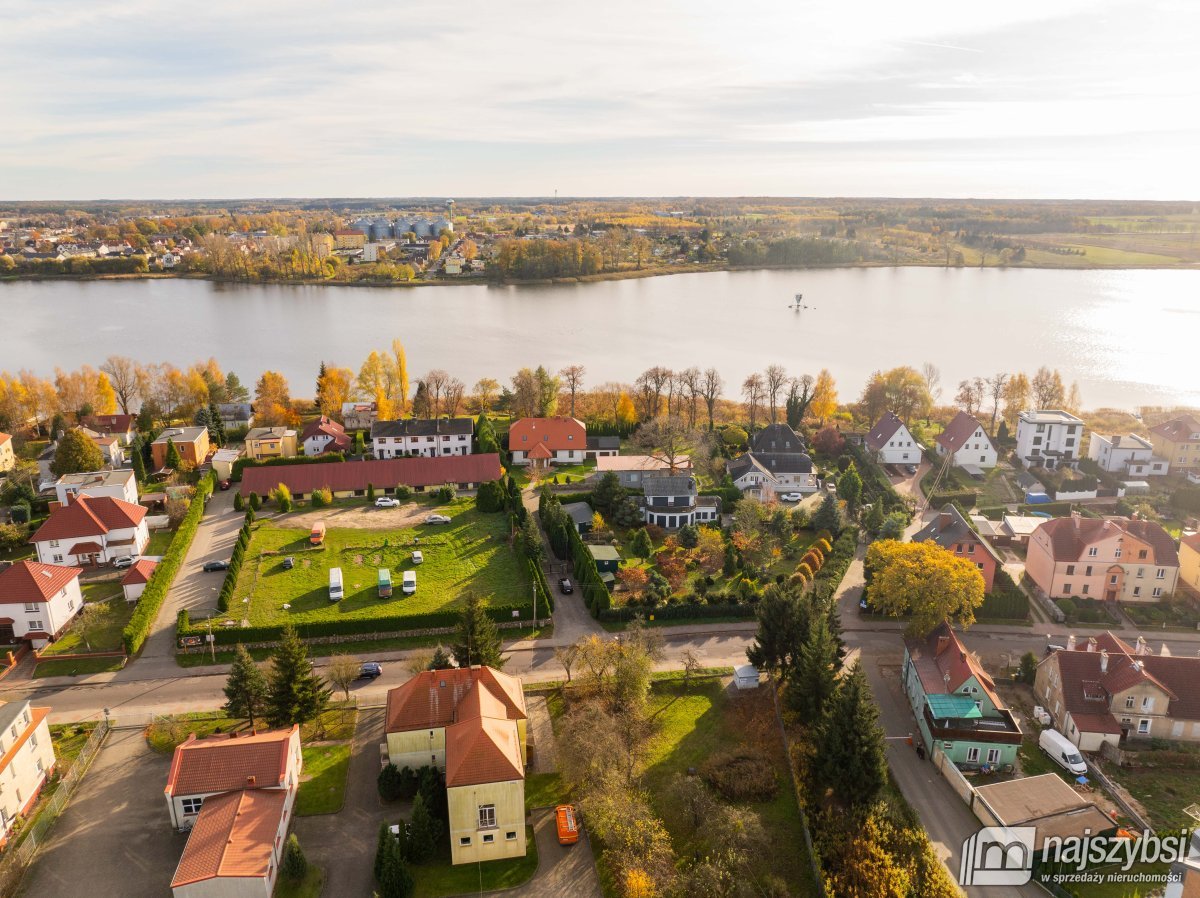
[3,267,1198,410]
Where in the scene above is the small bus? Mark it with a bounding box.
[555,805,580,845]
[310,521,326,546]
[378,568,392,598]
[328,567,343,602]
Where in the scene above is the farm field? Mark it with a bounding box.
[230,499,529,627]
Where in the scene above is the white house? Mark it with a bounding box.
[726,452,817,498]
[1088,433,1169,478]
[642,475,720,529]
[54,469,138,506]
[0,560,84,646]
[371,418,474,458]
[77,427,125,467]
[507,417,586,466]
[0,700,58,849]
[166,727,302,898]
[865,412,921,465]
[30,494,149,567]
[935,411,997,470]
[1015,410,1084,470]
[301,416,351,456]
[0,432,14,473]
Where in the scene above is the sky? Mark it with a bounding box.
[4,0,1199,200]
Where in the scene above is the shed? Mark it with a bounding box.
[562,502,594,534]
[734,664,761,690]
[587,544,622,574]
[1119,480,1150,495]
[973,773,1116,846]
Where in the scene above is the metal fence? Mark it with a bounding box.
[0,720,110,897]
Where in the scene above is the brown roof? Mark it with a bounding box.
[865,412,907,452]
[936,411,990,453]
[904,621,1006,710]
[974,774,1115,841]
[171,789,287,887]
[30,495,147,543]
[121,558,158,586]
[508,417,586,452]
[445,716,524,788]
[81,414,134,434]
[1033,515,1179,566]
[1149,415,1200,443]
[165,727,298,797]
[912,504,1003,566]
[0,560,82,605]
[301,415,347,442]
[385,666,526,733]
[239,454,502,498]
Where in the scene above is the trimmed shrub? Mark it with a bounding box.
[311,487,333,508]
[431,484,455,503]
[378,763,404,801]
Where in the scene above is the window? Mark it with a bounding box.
[1153,587,1163,598]
[1142,697,1153,711]
[506,831,517,841]
[1082,585,1090,595]
[52,555,62,563]
[1110,575,1118,585]
[23,603,38,613]
[1156,569,1166,580]
[966,747,980,763]
[49,540,60,548]
[967,544,976,555]
[1137,568,1144,579]
[36,758,44,774]
[482,834,495,844]
[478,805,497,829]
[181,797,203,815]
[1114,548,1122,558]
[1126,695,1135,709]
[22,710,28,725]
[1062,584,1072,595]
[1138,719,1151,735]
[460,837,472,846]
[1085,565,1093,576]
[1132,587,1141,597]
[29,731,37,748]
[1088,547,1098,557]
[1138,549,1148,559]
[987,749,1001,764]
[1066,565,1075,576]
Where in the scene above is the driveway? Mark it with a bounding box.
[19,728,180,898]
[505,808,602,898]
[889,459,928,500]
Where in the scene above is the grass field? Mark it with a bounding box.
[146,529,175,556]
[33,655,126,678]
[524,771,566,810]
[231,500,529,627]
[273,865,324,898]
[411,826,538,898]
[49,722,98,769]
[146,711,246,753]
[295,743,352,815]
[1106,764,1200,832]
[40,597,133,656]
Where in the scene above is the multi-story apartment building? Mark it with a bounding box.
[1015,410,1084,470]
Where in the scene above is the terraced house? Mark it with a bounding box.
[371,417,474,458]
[1025,514,1179,603]
[902,622,1022,768]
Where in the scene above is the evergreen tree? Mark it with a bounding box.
[864,501,885,535]
[452,593,505,669]
[378,763,404,801]
[234,491,245,511]
[814,665,887,813]
[678,523,699,548]
[316,361,327,405]
[591,471,623,514]
[417,765,448,820]
[406,793,438,863]
[747,585,804,675]
[812,491,843,535]
[223,644,269,728]
[136,406,154,432]
[611,495,642,528]
[997,420,1010,442]
[208,401,226,446]
[519,515,545,562]
[50,429,105,477]
[130,435,147,482]
[194,406,211,430]
[249,492,261,511]
[723,541,737,576]
[281,834,308,880]
[225,371,250,403]
[785,615,839,719]
[367,483,376,501]
[378,840,414,898]
[265,624,331,728]
[374,823,392,881]
[429,645,454,670]
[837,464,863,513]
[165,437,182,470]
[629,527,653,559]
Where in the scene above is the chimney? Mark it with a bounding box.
[1100,650,1109,673]
[1086,638,1097,653]
[246,775,256,786]
[936,635,951,656]
[1136,637,1147,656]
[1067,634,1077,651]
[938,510,953,531]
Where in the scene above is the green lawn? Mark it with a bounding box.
[524,771,566,810]
[273,866,324,898]
[33,656,126,678]
[411,826,538,898]
[295,743,352,815]
[145,529,175,555]
[175,632,450,668]
[80,580,123,603]
[1105,765,1200,831]
[49,722,98,770]
[230,500,529,627]
[40,597,133,656]
[146,712,246,753]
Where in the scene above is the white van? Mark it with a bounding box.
[1039,728,1087,775]
[329,567,344,602]
[402,570,417,595]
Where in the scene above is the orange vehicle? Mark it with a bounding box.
[555,804,580,845]
[310,521,326,545]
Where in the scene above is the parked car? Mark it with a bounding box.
[778,492,803,502]
[1039,728,1087,776]
[824,479,838,491]
[218,479,231,491]
[425,514,452,524]
[559,577,574,594]
[282,556,295,570]
[112,556,134,569]
[357,662,383,680]
[904,464,918,475]
[375,496,400,508]
[411,550,424,565]
[202,560,230,572]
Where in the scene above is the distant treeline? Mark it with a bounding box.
[1,255,150,277]
[490,239,605,279]
[726,236,864,266]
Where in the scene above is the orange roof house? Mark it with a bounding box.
[507,417,586,466]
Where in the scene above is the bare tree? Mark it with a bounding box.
[676,367,702,428]
[680,649,702,691]
[741,373,765,430]
[633,416,696,473]
[955,378,985,417]
[555,643,580,685]
[444,377,466,418]
[920,363,942,406]
[700,368,723,430]
[326,654,360,703]
[985,373,1009,436]
[424,369,451,418]
[633,367,673,421]
[558,365,586,416]
[1031,366,1065,409]
[764,364,788,423]
[100,356,142,414]
[596,381,623,424]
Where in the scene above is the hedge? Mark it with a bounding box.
[566,522,611,616]
[527,556,554,616]
[178,601,533,647]
[598,602,755,623]
[928,490,978,509]
[1172,487,1200,514]
[977,570,1029,620]
[124,472,215,654]
[231,453,345,483]
[699,485,741,508]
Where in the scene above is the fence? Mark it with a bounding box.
[0,720,109,897]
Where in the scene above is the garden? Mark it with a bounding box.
[34,580,133,678]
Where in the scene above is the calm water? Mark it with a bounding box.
[3,268,1198,409]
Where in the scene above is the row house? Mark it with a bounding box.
[371,418,474,458]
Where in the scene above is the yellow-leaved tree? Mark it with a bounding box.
[864,539,985,635]
[809,368,838,423]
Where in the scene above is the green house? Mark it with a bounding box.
[902,622,1022,769]
[587,544,622,587]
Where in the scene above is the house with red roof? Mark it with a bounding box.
[508,417,586,466]
[165,727,302,897]
[238,454,501,501]
[1035,632,1200,749]
[911,504,1002,591]
[0,560,84,645]
[865,411,920,466]
[902,622,1022,768]
[30,494,149,568]
[385,666,527,865]
[80,414,136,446]
[0,700,57,849]
[300,415,351,457]
[121,559,158,602]
[1025,514,1180,603]
[935,411,997,469]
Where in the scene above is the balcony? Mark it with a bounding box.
[924,705,1023,746]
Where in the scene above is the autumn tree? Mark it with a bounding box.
[864,540,985,635]
[1031,366,1066,408]
[860,367,931,424]
[809,369,838,423]
[51,429,104,476]
[315,364,353,419]
[1002,372,1030,429]
[632,416,697,473]
[254,371,294,426]
[633,367,672,420]
[920,362,942,408]
[471,378,500,414]
[955,377,985,417]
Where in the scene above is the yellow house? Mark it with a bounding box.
[334,229,366,250]
[385,666,528,866]
[1181,533,1200,597]
[1149,415,1200,471]
[0,433,14,473]
[244,427,298,461]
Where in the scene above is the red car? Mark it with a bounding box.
[218,479,231,491]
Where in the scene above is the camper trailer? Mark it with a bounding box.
[329,566,344,602]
